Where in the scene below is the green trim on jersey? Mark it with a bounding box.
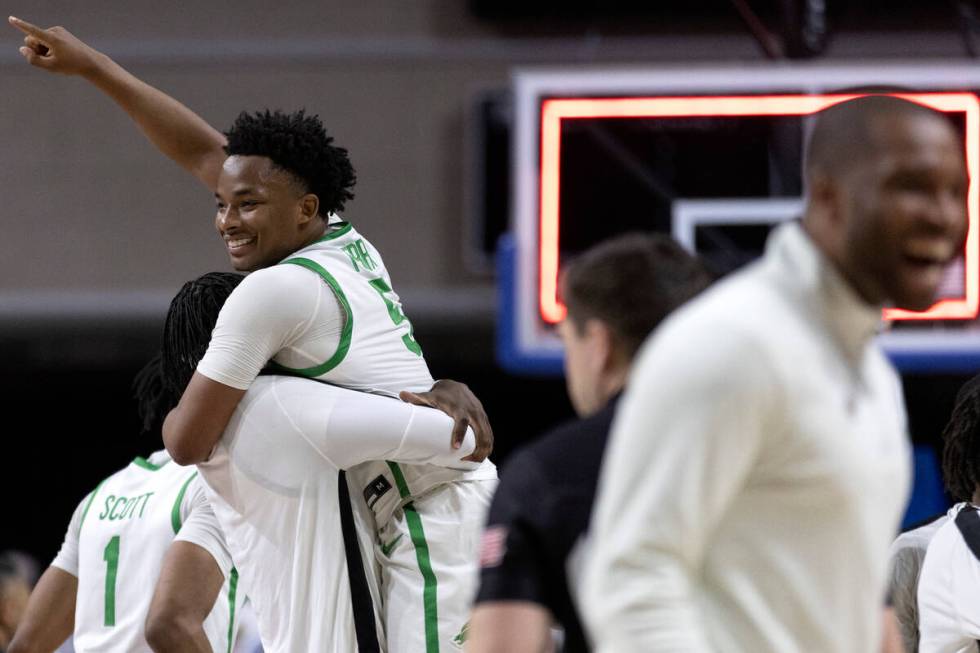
[103,535,120,627]
[132,456,167,471]
[270,257,353,377]
[78,479,108,531]
[226,568,239,653]
[387,462,440,652]
[387,461,412,499]
[170,472,198,534]
[404,504,439,651]
[315,221,352,242]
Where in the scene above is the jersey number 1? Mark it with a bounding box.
[103,535,120,627]
[369,278,422,356]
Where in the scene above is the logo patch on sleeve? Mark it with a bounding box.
[479,525,508,568]
[363,475,392,509]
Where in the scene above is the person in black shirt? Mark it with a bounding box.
[467,233,711,652]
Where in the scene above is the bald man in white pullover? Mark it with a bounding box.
[580,95,968,652]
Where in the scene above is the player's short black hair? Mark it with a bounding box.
[942,374,980,502]
[224,109,356,218]
[159,272,245,406]
[560,233,712,359]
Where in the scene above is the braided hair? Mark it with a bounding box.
[160,272,244,404]
[132,352,170,438]
[942,374,980,502]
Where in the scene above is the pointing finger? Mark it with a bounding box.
[8,16,47,38]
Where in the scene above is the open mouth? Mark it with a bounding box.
[901,242,956,270]
[902,253,947,268]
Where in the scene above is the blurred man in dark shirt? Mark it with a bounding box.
[467,234,711,652]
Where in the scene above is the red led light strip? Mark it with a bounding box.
[538,93,980,323]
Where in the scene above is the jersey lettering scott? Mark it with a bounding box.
[98,492,154,521]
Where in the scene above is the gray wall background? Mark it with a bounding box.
[0,1,968,317]
[2,1,518,299]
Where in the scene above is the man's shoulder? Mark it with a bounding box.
[923,507,977,561]
[894,512,950,551]
[671,262,789,331]
[221,265,322,318]
[890,514,949,575]
[93,451,192,495]
[241,262,317,289]
[506,404,616,490]
[644,275,783,375]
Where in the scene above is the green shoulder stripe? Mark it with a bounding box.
[132,456,167,471]
[78,478,108,531]
[315,221,353,242]
[269,257,353,377]
[171,472,198,534]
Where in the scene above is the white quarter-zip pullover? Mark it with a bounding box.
[581,222,911,653]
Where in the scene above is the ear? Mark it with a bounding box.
[297,193,320,225]
[584,319,615,373]
[807,169,844,226]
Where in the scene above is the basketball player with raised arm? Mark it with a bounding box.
[10,16,497,652]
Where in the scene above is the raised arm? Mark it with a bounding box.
[8,16,227,190]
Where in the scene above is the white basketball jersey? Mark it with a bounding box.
[69,452,239,652]
[274,222,496,526]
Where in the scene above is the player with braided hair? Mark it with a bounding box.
[159,272,245,402]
